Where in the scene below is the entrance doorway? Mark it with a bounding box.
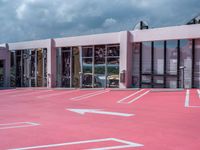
[56,47,81,88]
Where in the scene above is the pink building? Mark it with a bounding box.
[0,22,200,89]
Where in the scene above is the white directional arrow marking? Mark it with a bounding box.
[67,109,134,117]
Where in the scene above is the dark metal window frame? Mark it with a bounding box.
[139,40,181,88]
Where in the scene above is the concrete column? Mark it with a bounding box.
[5,44,10,87]
[119,31,133,88]
[47,39,56,88]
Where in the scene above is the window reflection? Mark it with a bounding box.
[107,46,119,56]
[81,44,119,88]
[166,40,178,75]
[106,45,119,88]
[95,45,105,64]
[62,50,71,87]
[83,58,92,64]
[154,41,164,75]
[142,42,152,74]
[194,39,200,88]
[82,47,93,57]
[0,60,4,87]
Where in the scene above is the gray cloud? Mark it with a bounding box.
[0,0,200,43]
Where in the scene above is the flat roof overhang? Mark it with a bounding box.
[131,24,200,42]
[54,32,120,47]
[8,39,51,51]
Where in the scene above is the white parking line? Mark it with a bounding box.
[37,90,76,99]
[70,90,107,100]
[185,89,190,107]
[117,89,144,103]
[0,122,40,130]
[127,90,150,104]
[185,89,200,108]
[197,89,200,99]
[72,90,110,101]
[11,90,53,97]
[8,138,143,150]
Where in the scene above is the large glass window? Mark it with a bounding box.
[132,43,140,87]
[142,42,152,74]
[0,60,4,87]
[16,50,22,87]
[153,41,164,88]
[61,47,72,87]
[166,40,178,88]
[180,40,192,88]
[194,39,200,88]
[133,39,200,88]
[135,40,179,88]
[141,42,152,88]
[154,41,164,75]
[56,47,80,88]
[82,46,94,88]
[10,51,16,87]
[94,45,106,88]
[81,44,120,88]
[11,49,47,87]
[166,40,178,75]
[107,45,119,88]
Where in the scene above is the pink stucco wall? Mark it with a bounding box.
[54,32,120,47]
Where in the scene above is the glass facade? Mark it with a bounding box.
[56,44,120,88]
[132,39,200,88]
[10,48,47,87]
[81,44,119,88]
[82,46,94,88]
[193,39,200,88]
[165,40,178,88]
[0,60,4,87]
[106,45,119,88]
[5,37,200,89]
[153,41,164,88]
[56,47,81,88]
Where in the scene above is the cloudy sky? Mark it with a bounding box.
[0,0,199,43]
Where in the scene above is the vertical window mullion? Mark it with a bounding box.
[151,42,154,88]
[192,39,195,88]
[164,41,167,88]
[92,45,95,88]
[177,40,180,88]
[70,47,72,88]
[105,45,108,88]
[139,43,142,88]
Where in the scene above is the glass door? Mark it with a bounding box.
[61,47,72,87]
